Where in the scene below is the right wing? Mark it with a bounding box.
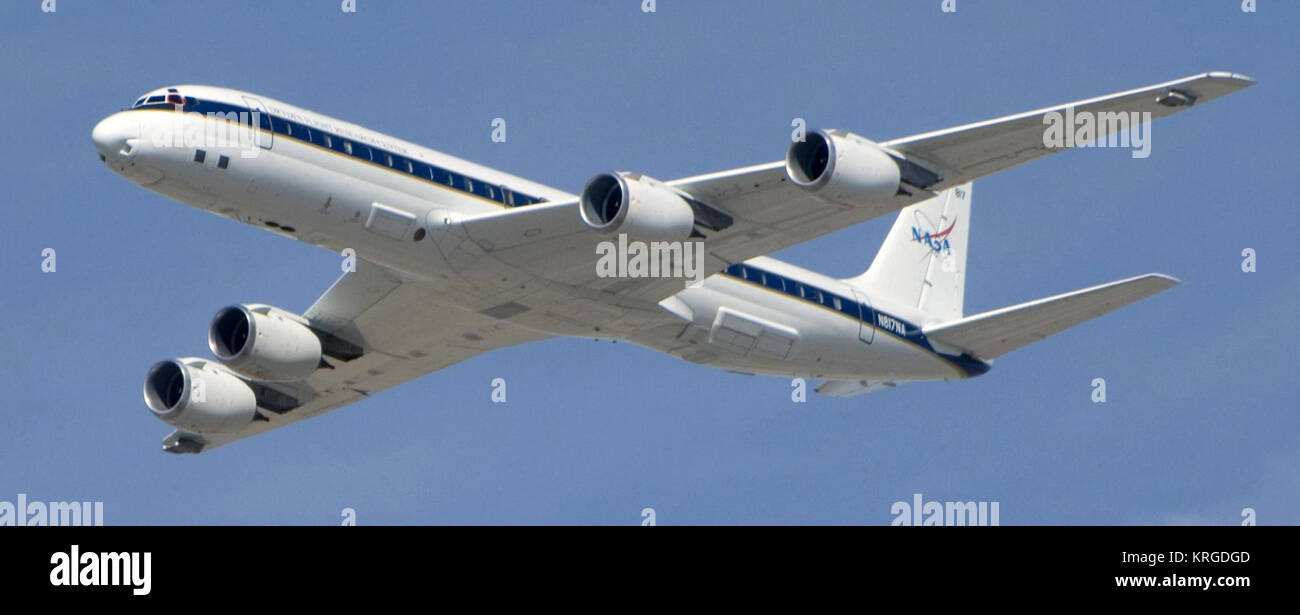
[923,273,1180,361]
[161,259,548,454]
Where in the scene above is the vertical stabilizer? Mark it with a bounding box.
[846,183,971,322]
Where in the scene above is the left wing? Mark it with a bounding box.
[436,72,1252,309]
[881,71,1254,190]
[439,161,926,309]
[161,259,548,454]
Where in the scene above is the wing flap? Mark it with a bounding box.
[815,379,898,398]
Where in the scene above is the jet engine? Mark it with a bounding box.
[785,129,902,207]
[208,304,322,382]
[579,172,696,242]
[143,358,257,434]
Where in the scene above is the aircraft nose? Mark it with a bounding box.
[92,112,140,162]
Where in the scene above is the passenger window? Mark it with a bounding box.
[343,141,353,155]
[323,134,332,148]
[405,159,414,174]
[765,274,785,293]
[384,153,394,167]
[217,155,230,169]
[832,296,842,311]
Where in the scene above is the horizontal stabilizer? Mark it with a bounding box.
[923,274,1179,360]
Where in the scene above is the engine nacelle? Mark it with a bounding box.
[579,172,696,242]
[208,304,322,382]
[785,130,901,206]
[144,358,257,434]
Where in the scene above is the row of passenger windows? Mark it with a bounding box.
[722,263,880,324]
[129,95,546,208]
[266,115,545,207]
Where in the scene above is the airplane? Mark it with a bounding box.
[91,72,1254,454]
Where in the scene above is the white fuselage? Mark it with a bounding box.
[93,85,987,384]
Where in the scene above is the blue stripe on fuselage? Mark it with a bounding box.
[126,99,546,208]
[720,263,990,378]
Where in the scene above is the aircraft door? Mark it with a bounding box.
[851,288,875,344]
[241,96,274,150]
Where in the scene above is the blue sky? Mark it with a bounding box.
[1,0,1295,524]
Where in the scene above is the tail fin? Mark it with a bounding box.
[847,182,972,321]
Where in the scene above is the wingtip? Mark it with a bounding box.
[1206,71,1257,86]
[1146,272,1182,286]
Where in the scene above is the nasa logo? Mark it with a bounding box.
[911,211,956,255]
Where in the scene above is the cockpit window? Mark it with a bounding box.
[135,90,194,109]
